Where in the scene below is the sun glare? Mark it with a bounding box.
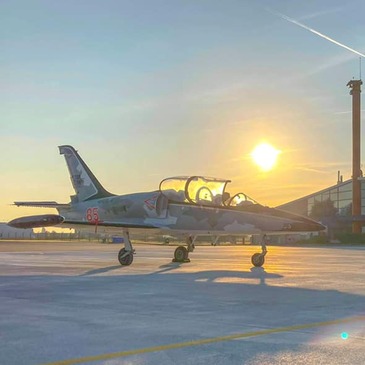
[251,143,281,171]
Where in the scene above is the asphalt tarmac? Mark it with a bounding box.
[1,240,364,365]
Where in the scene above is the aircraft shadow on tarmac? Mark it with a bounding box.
[79,265,125,276]
[190,267,283,285]
[154,263,282,285]
[79,262,283,286]
[1,271,365,365]
[80,262,282,286]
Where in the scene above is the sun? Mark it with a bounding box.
[251,143,281,171]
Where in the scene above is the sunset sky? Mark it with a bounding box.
[1,0,365,221]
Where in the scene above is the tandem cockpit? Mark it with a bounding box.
[159,176,258,208]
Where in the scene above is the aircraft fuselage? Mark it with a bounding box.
[57,191,323,235]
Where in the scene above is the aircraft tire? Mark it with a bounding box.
[118,248,134,266]
[174,246,188,262]
[251,253,265,267]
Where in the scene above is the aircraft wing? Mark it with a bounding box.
[14,201,70,208]
[62,219,159,230]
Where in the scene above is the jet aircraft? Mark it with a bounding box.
[8,145,325,267]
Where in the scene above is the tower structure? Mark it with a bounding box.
[347,79,362,233]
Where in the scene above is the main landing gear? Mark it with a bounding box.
[251,235,268,267]
[116,231,268,268]
[118,230,135,266]
[173,236,195,263]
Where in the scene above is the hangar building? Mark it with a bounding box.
[277,178,365,233]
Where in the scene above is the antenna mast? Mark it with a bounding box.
[360,57,362,80]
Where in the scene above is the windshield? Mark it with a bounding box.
[159,177,189,203]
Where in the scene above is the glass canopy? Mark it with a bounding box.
[159,176,258,207]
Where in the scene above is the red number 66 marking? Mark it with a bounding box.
[86,207,99,223]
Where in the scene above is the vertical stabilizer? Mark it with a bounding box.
[59,145,114,202]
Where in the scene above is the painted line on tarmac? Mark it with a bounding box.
[41,315,365,365]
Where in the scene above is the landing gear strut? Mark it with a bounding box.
[118,230,135,266]
[251,235,268,267]
[173,236,195,263]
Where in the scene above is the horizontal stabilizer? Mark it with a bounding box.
[8,214,65,229]
[14,201,70,208]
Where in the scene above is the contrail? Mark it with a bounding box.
[269,9,365,58]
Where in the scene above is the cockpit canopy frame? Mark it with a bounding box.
[159,176,258,208]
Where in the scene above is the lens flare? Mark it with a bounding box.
[341,332,349,340]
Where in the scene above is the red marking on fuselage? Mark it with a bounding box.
[144,195,158,210]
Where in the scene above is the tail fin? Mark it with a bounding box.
[59,145,115,202]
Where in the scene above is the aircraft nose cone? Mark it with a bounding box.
[314,221,326,231]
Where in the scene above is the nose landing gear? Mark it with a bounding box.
[117,230,135,266]
[251,235,268,267]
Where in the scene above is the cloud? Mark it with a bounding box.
[295,167,328,174]
[333,110,365,115]
[184,82,248,105]
[306,53,359,76]
[298,8,343,21]
[293,161,350,174]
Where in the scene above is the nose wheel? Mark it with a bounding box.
[117,230,135,266]
[251,253,265,267]
[251,234,268,267]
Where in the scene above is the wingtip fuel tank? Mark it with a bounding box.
[8,214,64,229]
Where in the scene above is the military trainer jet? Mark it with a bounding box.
[8,145,325,267]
